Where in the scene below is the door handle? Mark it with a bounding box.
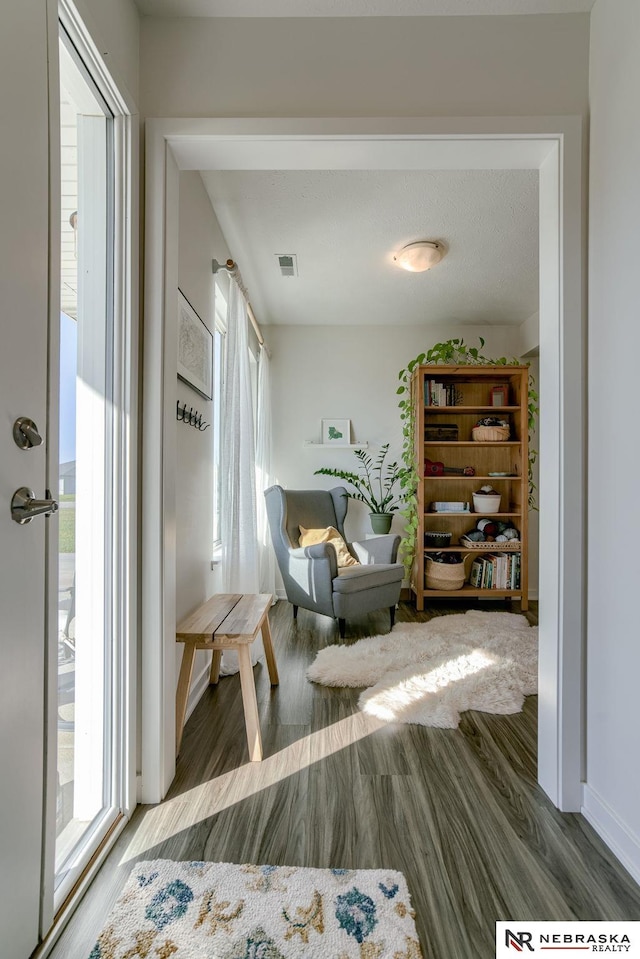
[11,487,59,524]
[13,417,44,450]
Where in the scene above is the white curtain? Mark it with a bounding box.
[219,279,262,674]
[256,345,276,599]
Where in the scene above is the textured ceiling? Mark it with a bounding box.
[135,0,594,16]
[200,169,539,327]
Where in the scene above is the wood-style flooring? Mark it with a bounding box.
[47,599,640,959]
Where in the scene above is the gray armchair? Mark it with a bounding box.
[264,485,404,638]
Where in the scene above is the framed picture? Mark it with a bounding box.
[322,418,351,445]
[491,385,509,407]
[177,290,213,400]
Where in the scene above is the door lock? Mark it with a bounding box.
[11,487,59,524]
[13,417,44,450]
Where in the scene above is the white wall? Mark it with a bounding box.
[176,172,228,710]
[140,14,588,119]
[75,0,139,104]
[583,0,640,884]
[268,322,539,596]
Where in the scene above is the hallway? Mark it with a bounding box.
[49,600,640,959]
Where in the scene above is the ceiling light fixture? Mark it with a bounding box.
[394,241,444,273]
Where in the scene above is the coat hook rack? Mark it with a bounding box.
[176,400,209,431]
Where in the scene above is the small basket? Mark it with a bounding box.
[424,531,452,548]
[472,425,510,442]
[425,555,471,590]
[459,535,521,550]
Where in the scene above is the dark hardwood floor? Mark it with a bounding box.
[48,599,640,959]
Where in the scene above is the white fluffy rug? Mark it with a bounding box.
[89,859,422,958]
[307,611,538,728]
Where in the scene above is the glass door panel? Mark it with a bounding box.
[55,29,115,891]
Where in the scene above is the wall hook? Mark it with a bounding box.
[177,400,209,433]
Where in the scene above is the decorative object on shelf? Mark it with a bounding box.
[472,416,510,442]
[176,400,209,431]
[314,443,406,534]
[424,424,459,442]
[393,240,445,272]
[472,485,501,513]
[424,531,452,548]
[396,337,539,580]
[321,418,351,445]
[177,289,213,400]
[491,384,509,406]
[424,458,475,476]
[429,501,470,513]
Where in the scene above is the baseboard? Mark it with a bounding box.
[582,783,640,886]
[276,588,287,600]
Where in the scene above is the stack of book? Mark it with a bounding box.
[424,380,460,406]
[429,501,470,513]
[469,552,521,589]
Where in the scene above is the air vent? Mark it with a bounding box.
[275,254,298,277]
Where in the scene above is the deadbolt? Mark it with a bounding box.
[13,417,44,450]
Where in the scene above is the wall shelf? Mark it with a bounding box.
[303,441,369,449]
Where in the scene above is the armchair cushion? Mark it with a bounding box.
[332,563,404,594]
[299,525,360,568]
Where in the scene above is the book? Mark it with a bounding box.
[470,558,483,588]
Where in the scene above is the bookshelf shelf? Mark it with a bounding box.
[424,405,520,413]
[412,364,529,612]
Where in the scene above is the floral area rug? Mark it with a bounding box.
[89,859,422,958]
[307,610,538,729]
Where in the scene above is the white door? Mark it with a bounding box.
[0,2,54,955]
[1,5,135,954]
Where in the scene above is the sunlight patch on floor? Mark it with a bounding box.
[120,712,385,863]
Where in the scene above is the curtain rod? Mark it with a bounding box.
[212,258,266,348]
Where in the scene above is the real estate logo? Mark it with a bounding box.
[496,922,640,957]
[504,929,535,951]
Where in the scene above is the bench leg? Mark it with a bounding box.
[237,645,263,762]
[175,643,196,757]
[209,649,222,685]
[261,614,279,686]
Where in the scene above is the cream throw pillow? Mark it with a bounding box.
[298,525,360,568]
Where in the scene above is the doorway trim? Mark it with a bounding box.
[142,116,584,812]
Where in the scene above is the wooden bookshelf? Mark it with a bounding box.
[411,365,529,611]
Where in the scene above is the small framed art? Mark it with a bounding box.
[322,419,351,444]
[177,289,213,400]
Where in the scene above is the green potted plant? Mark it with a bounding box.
[314,443,406,534]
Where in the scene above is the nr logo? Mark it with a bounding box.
[505,929,535,951]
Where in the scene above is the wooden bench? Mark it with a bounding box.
[175,592,279,762]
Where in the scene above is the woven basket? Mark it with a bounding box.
[472,425,510,442]
[425,555,470,590]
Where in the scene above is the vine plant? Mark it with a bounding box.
[396,337,539,576]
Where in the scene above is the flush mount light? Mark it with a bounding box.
[394,241,444,273]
